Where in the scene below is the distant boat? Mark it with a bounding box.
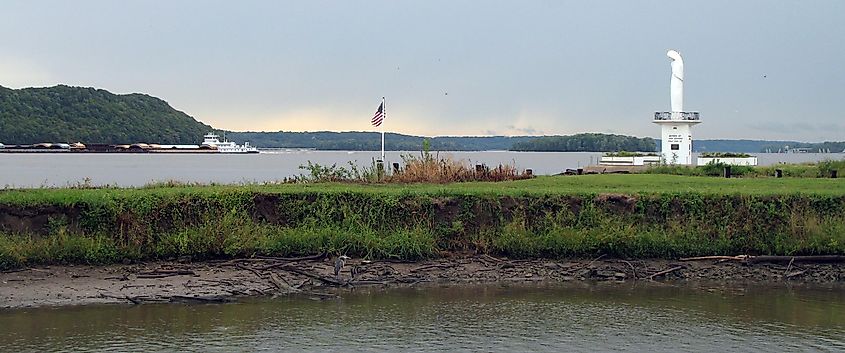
[201,133,259,153]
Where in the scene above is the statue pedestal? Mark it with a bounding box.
[653,111,701,165]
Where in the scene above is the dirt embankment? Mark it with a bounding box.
[2,255,843,308]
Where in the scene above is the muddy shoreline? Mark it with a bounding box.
[2,255,843,309]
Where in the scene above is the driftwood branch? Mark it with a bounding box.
[410,264,454,273]
[680,255,749,261]
[681,255,845,264]
[615,260,638,279]
[785,270,807,279]
[648,266,684,280]
[136,269,196,278]
[587,254,607,268]
[236,264,265,279]
[276,264,345,286]
[748,255,845,264]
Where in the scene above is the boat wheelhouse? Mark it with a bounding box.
[201,133,259,153]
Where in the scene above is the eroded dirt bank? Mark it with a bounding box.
[2,255,843,308]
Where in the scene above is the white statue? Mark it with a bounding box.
[667,49,684,112]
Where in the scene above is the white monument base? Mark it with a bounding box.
[600,156,662,166]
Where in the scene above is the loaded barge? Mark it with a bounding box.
[0,133,259,154]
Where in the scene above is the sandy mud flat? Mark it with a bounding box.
[1,255,843,308]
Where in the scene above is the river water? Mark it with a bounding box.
[0,283,842,352]
[0,151,842,188]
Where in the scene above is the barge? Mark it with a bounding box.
[0,133,259,154]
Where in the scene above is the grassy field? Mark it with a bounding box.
[1,174,844,269]
[1,174,844,206]
[643,160,845,178]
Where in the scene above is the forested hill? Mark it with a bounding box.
[0,85,212,144]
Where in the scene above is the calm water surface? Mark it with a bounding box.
[0,283,843,352]
[1,151,842,187]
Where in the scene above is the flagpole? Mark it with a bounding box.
[380,96,385,162]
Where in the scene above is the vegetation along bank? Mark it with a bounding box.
[0,174,844,271]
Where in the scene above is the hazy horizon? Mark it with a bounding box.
[2,1,843,141]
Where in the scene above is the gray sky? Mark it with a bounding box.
[1,0,843,141]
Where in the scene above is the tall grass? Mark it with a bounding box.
[0,208,439,269]
[387,152,530,183]
[1,189,844,269]
[296,152,531,184]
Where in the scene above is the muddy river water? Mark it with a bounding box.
[1,151,841,187]
[1,283,843,352]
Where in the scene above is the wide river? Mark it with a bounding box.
[1,151,842,188]
[0,283,843,352]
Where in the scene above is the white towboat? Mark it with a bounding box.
[201,133,259,153]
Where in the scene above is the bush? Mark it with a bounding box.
[604,151,659,157]
[643,162,754,177]
[700,152,753,158]
[296,154,532,184]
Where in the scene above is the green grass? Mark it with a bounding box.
[2,174,844,207]
[644,160,845,179]
[1,174,844,269]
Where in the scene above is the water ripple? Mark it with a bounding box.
[1,283,843,352]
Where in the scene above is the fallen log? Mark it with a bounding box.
[268,273,299,293]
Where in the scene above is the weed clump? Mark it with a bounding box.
[296,153,531,184]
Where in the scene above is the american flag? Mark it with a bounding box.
[371,100,384,127]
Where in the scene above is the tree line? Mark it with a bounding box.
[0,85,212,144]
[511,133,657,152]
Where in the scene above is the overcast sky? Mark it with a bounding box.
[1,1,843,141]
